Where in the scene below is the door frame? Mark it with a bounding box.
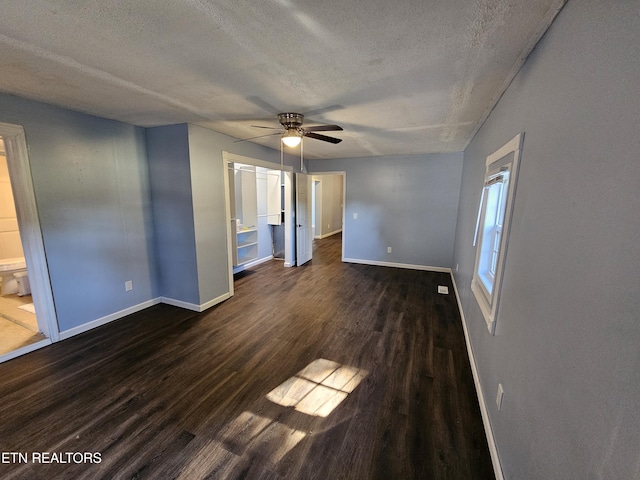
[307,171,346,260]
[0,122,58,363]
[222,151,295,291]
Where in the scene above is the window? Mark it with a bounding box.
[472,133,523,334]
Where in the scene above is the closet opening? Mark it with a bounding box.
[222,152,295,291]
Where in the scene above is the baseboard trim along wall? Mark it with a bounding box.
[159,297,201,312]
[450,273,504,480]
[342,255,504,478]
[160,292,231,312]
[314,229,342,240]
[342,257,451,273]
[23,258,502,480]
[55,291,232,343]
[233,255,273,273]
[59,298,162,340]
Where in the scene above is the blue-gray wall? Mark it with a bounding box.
[0,93,157,332]
[310,153,462,269]
[0,95,295,330]
[452,1,640,478]
[145,124,199,304]
[147,124,295,307]
[5,4,639,476]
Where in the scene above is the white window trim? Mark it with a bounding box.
[471,133,523,335]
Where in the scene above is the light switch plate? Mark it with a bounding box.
[437,285,449,295]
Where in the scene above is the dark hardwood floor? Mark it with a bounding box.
[0,234,494,479]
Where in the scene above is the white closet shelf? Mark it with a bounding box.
[238,241,258,249]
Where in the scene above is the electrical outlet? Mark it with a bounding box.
[456,263,459,272]
[125,280,133,292]
[496,383,504,411]
[438,285,449,294]
[353,212,358,220]
[387,246,392,254]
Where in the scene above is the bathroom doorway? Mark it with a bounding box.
[0,123,58,363]
[0,140,42,354]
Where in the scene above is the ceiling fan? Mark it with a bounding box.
[238,113,343,147]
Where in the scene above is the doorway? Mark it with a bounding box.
[0,139,42,354]
[222,151,296,293]
[309,172,346,258]
[0,123,58,363]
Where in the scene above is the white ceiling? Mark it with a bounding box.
[0,0,566,159]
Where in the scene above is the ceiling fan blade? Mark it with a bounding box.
[304,132,343,144]
[304,124,343,132]
[246,96,281,115]
[304,105,345,117]
[233,132,281,143]
[251,125,281,130]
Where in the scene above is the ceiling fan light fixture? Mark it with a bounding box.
[282,129,302,147]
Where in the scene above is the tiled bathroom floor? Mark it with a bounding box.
[0,294,44,356]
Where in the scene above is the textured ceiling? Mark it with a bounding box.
[0,0,566,159]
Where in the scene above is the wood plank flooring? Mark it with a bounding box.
[0,234,494,479]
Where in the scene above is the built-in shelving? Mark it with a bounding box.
[235,228,258,266]
[230,164,258,267]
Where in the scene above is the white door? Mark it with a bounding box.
[296,173,313,265]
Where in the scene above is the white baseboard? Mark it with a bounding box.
[159,297,201,312]
[450,273,504,480]
[342,257,451,273]
[56,291,232,342]
[234,255,273,272]
[59,298,162,340]
[6,292,233,364]
[161,291,231,312]
[314,229,342,240]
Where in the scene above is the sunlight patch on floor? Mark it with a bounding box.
[217,411,307,467]
[201,359,367,473]
[267,358,367,417]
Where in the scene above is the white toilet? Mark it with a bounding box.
[0,257,30,296]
